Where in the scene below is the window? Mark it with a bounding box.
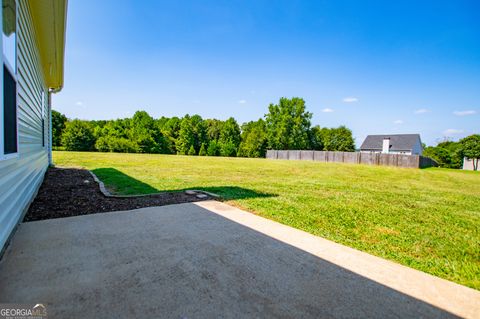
[1,0,17,158]
[41,91,45,147]
[41,118,44,147]
[3,64,16,153]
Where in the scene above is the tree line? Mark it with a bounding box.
[423,135,480,170]
[52,97,356,158]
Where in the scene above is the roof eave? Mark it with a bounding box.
[28,0,67,92]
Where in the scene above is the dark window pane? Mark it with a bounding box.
[4,65,17,154]
[42,119,45,147]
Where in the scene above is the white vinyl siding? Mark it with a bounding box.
[0,1,49,252]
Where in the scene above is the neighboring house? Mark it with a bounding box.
[360,134,423,155]
[463,158,478,171]
[0,0,67,252]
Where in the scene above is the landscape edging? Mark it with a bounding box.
[88,171,220,199]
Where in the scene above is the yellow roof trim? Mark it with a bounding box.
[28,0,67,92]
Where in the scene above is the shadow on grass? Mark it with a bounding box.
[92,167,275,200]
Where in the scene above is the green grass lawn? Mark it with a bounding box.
[54,151,480,289]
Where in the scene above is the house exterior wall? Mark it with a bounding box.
[0,1,50,252]
[361,150,412,155]
[463,158,477,171]
[382,138,390,153]
[411,139,423,155]
[392,150,413,155]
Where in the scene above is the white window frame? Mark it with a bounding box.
[0,0,19,161]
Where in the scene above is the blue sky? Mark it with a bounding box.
[54,0,480,146]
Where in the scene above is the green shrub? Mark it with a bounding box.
[62,120,96,151]
[207,140,221,156]
[95,136,110,152]
[188,145,197,155]
[220,141,237,157]
[95,136,137,153]
[423,147,451,167]
[198,144,207,156]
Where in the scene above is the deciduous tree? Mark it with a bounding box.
[238,119,267,157]
[161,117,181,154]
[176,115,195,155]
[423,147,451,167]
[219,117,241,156]
[265,97,312,150]
[207,140,221,156]
[52,110,67,147]
[458,134,480,171]
[308,125,324,150]
[62,120,96,151]
[322,126,355,151]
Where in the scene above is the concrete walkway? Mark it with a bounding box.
[0,201,478,318]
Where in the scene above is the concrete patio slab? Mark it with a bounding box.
[0,201,478,318]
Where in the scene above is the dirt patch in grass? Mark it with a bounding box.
[24,167,212,222]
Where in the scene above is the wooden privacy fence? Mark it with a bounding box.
[266,150,438,169]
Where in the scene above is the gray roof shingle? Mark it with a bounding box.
[360,134,421,151]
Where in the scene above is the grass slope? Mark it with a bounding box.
[54,151,480,289]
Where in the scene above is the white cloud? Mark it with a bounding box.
[443,129,464,136]
[238,99,247,104]
[321,108,334,113]
[414,108,428,114]
[75,101,83,106]
[393,120,404,124]
[342,97,358,103]
[453,110,476,116]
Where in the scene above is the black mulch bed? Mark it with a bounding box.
[24,167,212,222]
